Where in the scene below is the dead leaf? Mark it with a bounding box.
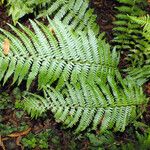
[2,38,10,55]
[16,136,24,150]
[49,27,54,33]
[0,135,6,150]
[7,127,31,138]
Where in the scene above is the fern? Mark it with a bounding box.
[6,0,52,24]
[0,19,118,90]
[37,0,100,35]
[6,0,100,35]
[129,15,150,41]
[21,77,147,133]
[127,15,150,85]
[127,66,150,85]
[113,0,148,66]
[0,0,148,135]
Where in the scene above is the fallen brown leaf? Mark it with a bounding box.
[7,127,31,138]
[0,135,6,150]
[2,38,10,55]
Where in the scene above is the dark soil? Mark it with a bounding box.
[91,0,117,41]
[0,0,150,150]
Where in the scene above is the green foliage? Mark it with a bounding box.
[0,0,4,5]
[21,128,78,149]
[0,88,26,136]
[113,0,148,66]
[5,0,51,24]
[0,0,149,136]
[0,88,21,110]
[21,129,52,149]
[37,0,100,35]
[127,66,150,86]
[0,10,147,134]
[120,128,150,150]
[87,122,150,150]
[0,19,117,90]
[0,92,12,109]
[127,15,150,85]
[129,15,150,57]
[5,0,100,32]
[135,130,150,150]
[0,122,28,136]
[21,78,147,133]
[114,0,150,86]
[87,131,118,150]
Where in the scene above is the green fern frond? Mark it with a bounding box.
[21,78,147,133]
[37,0,100,35]
[113,0,148,66]
[126,15,150,84]
[127,66,150,86]
[0,19,118,90]
[129,15,150,40]
[129,15,150,58]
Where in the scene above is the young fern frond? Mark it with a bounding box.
[22,78,147,133]
[0,19,118,90]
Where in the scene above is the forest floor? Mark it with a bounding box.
[0,0,150,150]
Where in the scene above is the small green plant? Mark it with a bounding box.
[21,129,52,149]
[0,92,12,109]
[0,122,29,136]
[87,131,118,150]
[0,87,21,110]
[4,0,51,24]
[120,127,150,150]
[87,122,150,150]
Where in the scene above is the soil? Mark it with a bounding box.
[0,0,150,150]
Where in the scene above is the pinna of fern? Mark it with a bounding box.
[0,18,119,90]
[21,77,148,133]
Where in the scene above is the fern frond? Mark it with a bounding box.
[129,15,150,40]
[37,0,100,35]
[113,0,148,66]
[0,19,118,90]
[127,65,150,86]
[126,15,150,84]
[22,78,147,133]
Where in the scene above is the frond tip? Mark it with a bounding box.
[22,78,147,133]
